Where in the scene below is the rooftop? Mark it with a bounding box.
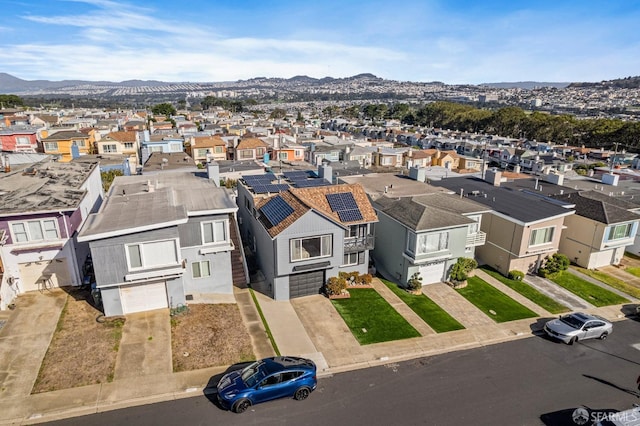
[0,160,97,216]
[78,173,237,241]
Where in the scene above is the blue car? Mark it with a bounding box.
[216,356,317,413]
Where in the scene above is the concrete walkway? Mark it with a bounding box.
[595,266,640,295]
[567,267,639,302]
[421,283,495,327]
[0,289,66,400]
[233,287,276,360]
[523,273,594,310]
[113,309,172,380]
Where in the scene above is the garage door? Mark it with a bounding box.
[419,261,446,285]
[120,282,168,314]
[19,258,71,292]
[289,270,325,298]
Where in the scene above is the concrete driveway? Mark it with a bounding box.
[0,289,66,399]
[113,309,172,380]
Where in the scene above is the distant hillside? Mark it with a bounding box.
[480,81,570,89]
[0,73,181,93]
[569,75,640,89]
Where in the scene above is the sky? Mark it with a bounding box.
[1,0,639,84]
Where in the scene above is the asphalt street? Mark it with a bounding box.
[49,319,640,426]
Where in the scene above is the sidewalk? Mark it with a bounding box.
[0,279,634,425]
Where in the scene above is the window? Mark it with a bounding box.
[214,146,224,153]
[74,139,86,147]
[345,224,366,238]
[529,226,554,246]
[409,231,449,255]
[290,235,332,261]
[169,143,182,152]
[202,220,227,244]
[16,136,31,145]
[278,152,288,160]
[256,148,265,156]
[295,150,302,158]
[192,260,211,278]
[607,223,633,241]
[124,142,134,149]
[103,144,117,153]
[197,148,210,157]
[44,142,58,151]
[150,145,163,152]
[343,252,362,266]
[10,219,59,243]
[238,149,253,159]
[125,239,179,270]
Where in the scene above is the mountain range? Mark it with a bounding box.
[0,72,638,95]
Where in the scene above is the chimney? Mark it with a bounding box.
[207,160,220,187]
[484,168,502,187]
[318,162,333,184]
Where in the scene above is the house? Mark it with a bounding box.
[344,145,373,168]
[430,170,575,276]
[404,149,432,168]
[235,137,269,161]
[0,160,103,310]
[306,144,342,165]
[236,176,378,300]
[98,131,141,173]
[77,172,244,316]
[550,191,640,269]
[0,126,39,152]
[271,143,306,163]
[40,130,91,162]
[339,173,489,286]
[187,135,227,164]
[140,132,184,165]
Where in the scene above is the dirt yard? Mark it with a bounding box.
[32,289,124,393]
[171,304,254,372]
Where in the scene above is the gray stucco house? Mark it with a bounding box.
[237,176,378,300]
[77,173,241,316]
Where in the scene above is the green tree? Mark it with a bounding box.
[269,108,287,119]
[151,102,176,118]
[101,169,124,193]
[0,94,24,108]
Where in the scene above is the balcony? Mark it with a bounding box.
[465,231,486,247]
[343,235,375,253]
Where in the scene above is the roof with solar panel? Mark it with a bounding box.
[240,169,333,195]
[254,183,378,237]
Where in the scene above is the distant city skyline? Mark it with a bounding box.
[1,0,639,85]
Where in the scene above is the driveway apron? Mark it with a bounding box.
[113,309,172,380]
[0,289,66,399]
[523,274,594,310]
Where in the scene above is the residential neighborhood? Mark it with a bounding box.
[1,102,640,423]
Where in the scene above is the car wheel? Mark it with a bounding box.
[599,332,608,340]
[233,398,251,414]
[294,387,311,401]
[568,336,577,345]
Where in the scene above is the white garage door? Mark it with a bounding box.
[19,258,71,292]
[419,261,446,285]
[120,282,168,314]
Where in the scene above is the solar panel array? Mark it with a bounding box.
[260,195,295,227]
[325,192,363,222]
[244,173,276,186]
[293,179,331,188]
[252,184,290,194]
[283,171,311,179]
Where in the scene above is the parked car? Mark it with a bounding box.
[544,312,613,345]
[216,356,317,413]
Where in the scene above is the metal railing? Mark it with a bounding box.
[465,231,486,247]
[343,235,375,253]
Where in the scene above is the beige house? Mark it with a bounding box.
[187,135,227,163]
[551,191,640,269]
[432,170,575,276]
[98,131,141,172]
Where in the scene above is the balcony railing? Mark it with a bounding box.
[344,235,375,253]
[465,231,486,247]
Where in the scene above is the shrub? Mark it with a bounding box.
[538,253,570,278]
[449,257,478,282]
[406,272,423,292]
[338,271,372,286]
[359,273,373,285]
[325,276,348,296]
[508,270,525,281]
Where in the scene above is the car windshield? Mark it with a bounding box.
[560,315,585,329]
[240,361,264,387]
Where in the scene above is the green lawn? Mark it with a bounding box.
[382,279,465,333]
[456,276,539,322]
[331,288,421,345]
[626,267,640,278]
[549,271,630,307]
[480,266,570,314]
[571,266,640,299]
